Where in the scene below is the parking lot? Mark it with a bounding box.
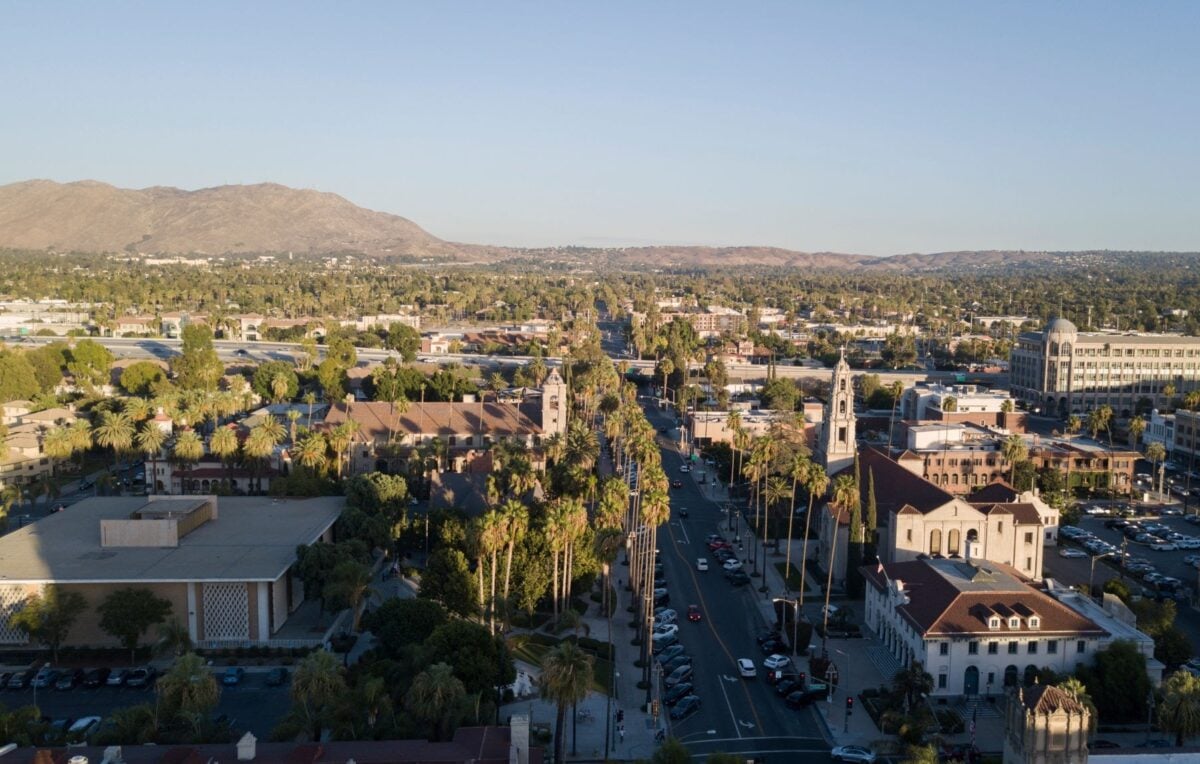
[1057,511,1200,600]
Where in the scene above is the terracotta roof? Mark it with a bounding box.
[969,502,1043,525]
[836,447,956,518]
[325,400,542,441]
[862,559,1106,638]
[1019,684,1086,715]
[968,480,1020,503]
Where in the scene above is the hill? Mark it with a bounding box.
[0,179,466,258]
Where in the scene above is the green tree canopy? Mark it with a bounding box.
[9,585,87,661]
[418,547,478,618]
[421,620,514,696]
[66,339,115,389]
[172,324,223,391]
[386,323,421,362]
[251,360,300,402]
[361,599,447,659]
[119,361,168,396]
[97,588,173,663]
[0,350,39,401]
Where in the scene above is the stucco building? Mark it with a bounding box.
[0,495,341,648]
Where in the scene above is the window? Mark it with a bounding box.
[989,617,1001,630]
[1028,617,1040,629]
[838,426,847,443]
[1077,640,1086,654]
[1047,640,1057,654]
[987,642,998,655]
[1008,617,1020,629]
[1026,557,1033,569]
[939,642,949,656]
[906,529,913,542]
[968,641,978,655]
[1024,532,1034,544]
[1028,642,1038,655]
[1008,642,1018,655]
[998,521,1004,533]
[948,529,961,556]
[938,674,947,689]
[930,529,942,556]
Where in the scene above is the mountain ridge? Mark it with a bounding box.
[0,180,1194,270]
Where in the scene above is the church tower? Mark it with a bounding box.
[820,349,857,475]
[540,367,567,437]
[1003,684,1090,764]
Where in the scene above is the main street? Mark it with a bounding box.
[637,400,832,760]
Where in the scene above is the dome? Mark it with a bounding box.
[1045,317,1077,335]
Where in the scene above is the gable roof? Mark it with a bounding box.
[840,447,957,518]
[1019,684,1087,715]
[969,502,1043,525]
[325,401,542,442]
[968,480,1021,503]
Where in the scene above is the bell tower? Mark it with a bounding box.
[820,348,857,475]
[541,367,567,437]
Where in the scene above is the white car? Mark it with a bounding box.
[723,559,743,571]
[654,609,678,626]
[679,464,690,473]
[653,624,679,640]
[67,716,102,742]
[1177,538,1200,549]
[831,745,877,763]
[763,654,791,671]
[1058,548,1087,559]
[736,658,757,678]
[696,558,709,572]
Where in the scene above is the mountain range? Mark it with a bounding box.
[0,179,1189,271]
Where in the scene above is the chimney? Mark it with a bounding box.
[236,731,257,761]
[509,713,530,764]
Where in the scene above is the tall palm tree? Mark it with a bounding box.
[784,453,811,593]
[286,409,302,445]
[243,426,275,494]
[725,411,743,488]
[1159,669,1200,747]
[257,414,286,445]
[1001,433,1028,486]
[1057,677,1098,738]
[93,410,135,471]
[303,391,318,428]
[1146,441,1167,497]
[326,421,358,480]
[657,357,674,404]
[270,371,291,404]
[541,642,594,761]
[499,499,528,629]
[42,426,74,477]
[208,426,239,488]
[68,419,92,471]
[764,475,791,553]
[823,473,858,647]
[565,419,599,472]
[406,662,465,742]
[135,423,167,492]
[295,432,328,474]
[157,652,221,720]
[172,430,204,470]
[477,510,505,634]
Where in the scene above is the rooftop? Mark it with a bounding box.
[0,495,342,584]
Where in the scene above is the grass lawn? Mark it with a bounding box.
[508,634,613,695]
[774,561,803,589]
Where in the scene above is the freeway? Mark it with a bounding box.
[639,401,831,760]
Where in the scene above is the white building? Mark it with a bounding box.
[1144,409,1175,456]
[863,558,1153,699]
[903,383,1015,421]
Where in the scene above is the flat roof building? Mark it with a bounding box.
[0,495,341,648]
[1010,317,1200,418]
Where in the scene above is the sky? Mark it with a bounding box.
[1,2,1198,256]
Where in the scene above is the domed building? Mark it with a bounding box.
[1010,316,1200,419]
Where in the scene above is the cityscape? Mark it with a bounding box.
[1,4,1199,764]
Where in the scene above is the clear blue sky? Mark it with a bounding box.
[2,2,1197,255]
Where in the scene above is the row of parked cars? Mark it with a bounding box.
[739,629,828,710]
[652,602,702,721]
[1059,524,1188,598]
[705,535,752,586]
[4,665,157,691]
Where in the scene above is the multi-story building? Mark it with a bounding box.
[901,383,1025,432]
[160,311,208,338]
[863,558,1160,699]
[1010,317,1200,418]
[903,423,1138,496]
[1144,409,1175,456]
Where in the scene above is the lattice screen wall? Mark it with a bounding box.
[0,586,29,644]
[202,583,249,641]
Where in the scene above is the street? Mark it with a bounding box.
[639,402,832,760]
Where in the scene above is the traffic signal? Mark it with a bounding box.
[846,696,854,711]
[799,672,806,684]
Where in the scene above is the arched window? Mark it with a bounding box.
[951,474,959,485]
[967,529,979,543]
[1004,665,1019,687]
[1023,665,1039,686]
[930,529,942,555]
[948,529,961,556]
[839,400,846,415]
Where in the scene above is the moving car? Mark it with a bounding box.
[671,480,682,489]
[696,558,709,572]
[222,667,245,686]
[785,688,825,707]
[687,605,702,622]
[678,507,689,518]
[737,659,757,678]
[669,694,701,720]
[726,571,751,586]
[831,745,878,763]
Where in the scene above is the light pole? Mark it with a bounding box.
[1088,552,1111,597]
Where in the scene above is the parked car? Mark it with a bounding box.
[1058,548,1087,559]
[737,658,757,678]
[31,668,60,689]
[760,638,787,655]
[67,716,102,743]
[7,669,35,690]
[831,745,878,763]
[664,664,693,688]
[774,678,800,697]
[654,609,678,626]
[763,654,791,671]
[125,667,157,688]
[652,623,679,640]
[105,668,129,687]
[55,669,85,690]
[662,655,692,674]
[696,558,709,572]
[663,682,693,706]
[265,667,289,687]
[652,633,678,654]
[82,668,111,688]
[723,558,744,571]
[222,667,245,686]
[669,694,701,720]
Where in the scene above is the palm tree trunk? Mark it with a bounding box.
[784,483,797,593]
[554,703,567,764]
[502,542,516,630]
[798,493,816,606]
[822,521,839,655]
[489,550,498,635]
[552,548,560,621]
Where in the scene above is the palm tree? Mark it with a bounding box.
[68,419,92,470]
[270,370,291,404]
[286,409,302,444]
[155,619,193,658]
[764,475,790,553]
[784,453,811,593]
[725,411,742,488]
[1057,677,1097,738]
[657,357,674,404]
[477,510,505,634]
[1147,441,1167,497]
[303,391,318,428]
[406,662,465,742]
[327,421,358,479]
[541,641,594,760]
[499,499,529,629]
[823,473,858,648]
[156,652,220,721]
[887,380,905,449]
[257,414,286,445]
[243,426,275,494]
[1159,669,1200,747]
[1087,403,1116,493]
[295,431,327,474]
[172,430,205,477]
[93,409,135,471]
[1128,414,1146,448]
[565,419,599,472]
[42,426,74,477]
[291,650,348,741]
[209,426,240,490]
[135,423,167,492]
[1001,433,1028,486]
[894,660,934,711]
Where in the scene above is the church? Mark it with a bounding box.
[322,368,568,476]
[817,355,1050,587]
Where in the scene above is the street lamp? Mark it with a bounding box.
[1088,551,1112,597]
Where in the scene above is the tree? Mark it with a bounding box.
[541,641,594,762]
[361,599,446,659]
[422,620,514,696]
[288,649,347,741]
[325,559,373,631]
[172,430,205,474]
[294,541,367,614]
[651,738,690,764]
[0,350,40,402]
[93,409,135,471]
[9,586,87,661]
[172,324,223,392]
[894,661,934,711]
[386,322,421,362]
[1160,669,1200,747]
[252,361,299,402]
[406,662,466,741]
[1002,433,1029,485]
[1057,677,1098,736]
[900,744,938,764]
[1129,415,1147,448]
[24,342,68,393]
[1147,441,1167,495]
[119,361,168,396]
[66,339,115,390]
[1080,639,1150,723]
[881,333,917,369]
[761,377,798,411]
[156,652,220,721]
[419,547,478,618]
[97,588,173,664]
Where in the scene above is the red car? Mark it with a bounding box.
[707,540,732,551]
[687,605,702,622]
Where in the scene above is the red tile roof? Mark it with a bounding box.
[325,401,542,441]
